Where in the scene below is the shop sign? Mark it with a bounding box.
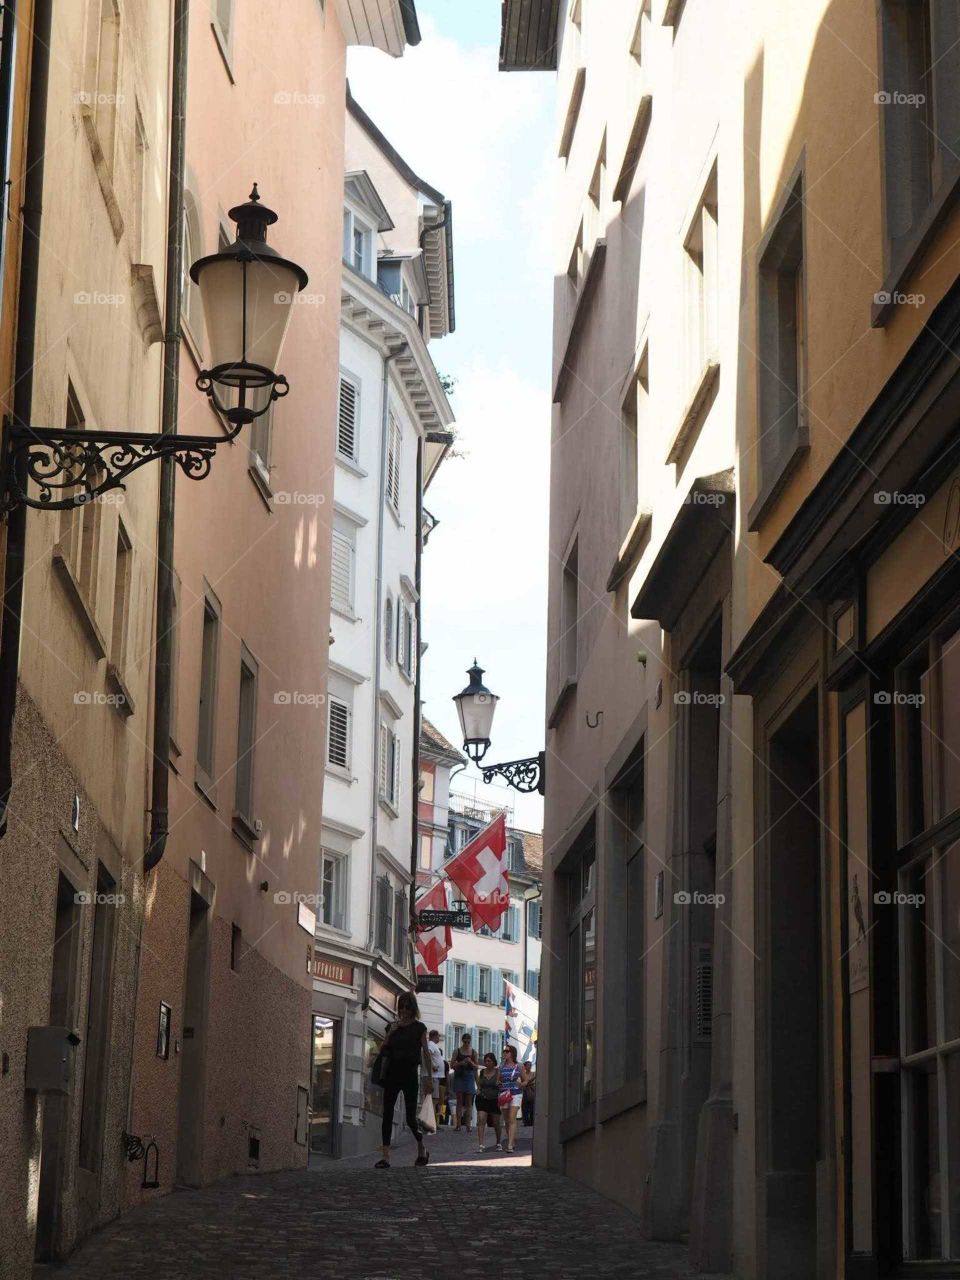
[416,974,444,994]
[417,907,471,929]
[312,953,355,987]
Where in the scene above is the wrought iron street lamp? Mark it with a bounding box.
[452,661,545,796]
[0,184,308,511]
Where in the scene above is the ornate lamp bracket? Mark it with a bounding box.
[1,417,244,512]
[481,750,546,796]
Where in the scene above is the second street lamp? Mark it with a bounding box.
[452,661,545,796]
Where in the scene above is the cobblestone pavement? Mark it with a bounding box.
[57,1122,713,1279]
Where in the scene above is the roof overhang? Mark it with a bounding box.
[337,0,421,58]
[421,202,455,337]
[344,171,394,232]
[630,470,735,628]
[499,0,561,71]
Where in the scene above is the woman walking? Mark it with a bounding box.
[474,1053,503,1153]
[375,992,433,1169]
[499,1044,529,1153]
[451,1033,478,1132]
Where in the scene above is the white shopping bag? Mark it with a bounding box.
[418,1091,437,1134]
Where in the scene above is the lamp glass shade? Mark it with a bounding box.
[453,663,499,746]
[197,256,302,386]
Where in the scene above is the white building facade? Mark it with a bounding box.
[414,765,544,1064]
[311,94,455,1159]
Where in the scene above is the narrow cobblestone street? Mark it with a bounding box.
[55,1124,708,1279]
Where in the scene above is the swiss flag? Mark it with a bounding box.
[414,878,452,974]
[445,813,509,933]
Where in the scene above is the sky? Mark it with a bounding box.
[348,1,556,832]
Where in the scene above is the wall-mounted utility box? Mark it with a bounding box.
[25,1026,80,1095]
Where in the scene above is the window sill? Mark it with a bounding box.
[194,764,218,810]
[547,676,577,730]
[598,1073,647,1123]
[247,458,274,510]
[559,1102,596,1144]
[325,764,353,783]
[130,264,163,345]
[331,603,358,623]
[747,435,809,532]
[79,108,124,243]
[335,452,367,479]
[105,662,135,717]
[606,508,652,592]
[872,163,960,327]
[666,358,719,465]
[52,548,106,659]
[378,796,400,819]
[169,735,182,772]
[315,921,352,942]
[232,810,259,850]
[211,20,236,83]
[386,501,403,529]
[398,666,414,686]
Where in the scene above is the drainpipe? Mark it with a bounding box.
[407,436,424,931]
[144,0,189,873]
[365,341,407,951]
[0,0,53,836]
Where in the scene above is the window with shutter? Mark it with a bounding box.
[386,415,402,510]
[392,733,401,806]
[379,723,388,797]
[402,606,415,678]
[396,604,405,671]
[337,375,358,461]
[393,892,408,964]
[331,530,354,614]
[327,698,350,770]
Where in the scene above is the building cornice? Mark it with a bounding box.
[341,266,454,441]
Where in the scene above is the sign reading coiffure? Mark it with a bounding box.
[312,953,355,987]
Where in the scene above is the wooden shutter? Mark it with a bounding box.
[378,723,388,796]
[695,944,713,1040]
[331,531,353,612]
[338,376,358,460]
[384,596,394,662]
[387,416,401,509]
[392,730,401,804]
[327,698,349,769]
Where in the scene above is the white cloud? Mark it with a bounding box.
[347,17,554,249]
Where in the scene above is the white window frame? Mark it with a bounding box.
[320,850,348,932]
[384,593,395,664]
[343,205,374,280]
[453,961,467,1000]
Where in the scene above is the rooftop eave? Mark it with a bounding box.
[499,0,561,71]
[337,0,420,58]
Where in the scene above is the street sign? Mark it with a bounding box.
[417,908,472,929]
[416,974,444,994]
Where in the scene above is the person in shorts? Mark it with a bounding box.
[498,1044,530,1153]
[427,1029,445,1117]
[474,1052,503,1152]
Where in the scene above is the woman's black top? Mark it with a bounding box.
[386,1019,426,1069]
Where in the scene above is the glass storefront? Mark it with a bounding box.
[363,1028,384,1118]
[310,1015,340,1156]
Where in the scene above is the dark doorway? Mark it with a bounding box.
[176,888,211,1186]
[764,690,823,1278]
[35,873,82,1261]
[679,614,723,1225]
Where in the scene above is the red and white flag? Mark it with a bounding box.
[414,877,452,974]
[445,813,509,933]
